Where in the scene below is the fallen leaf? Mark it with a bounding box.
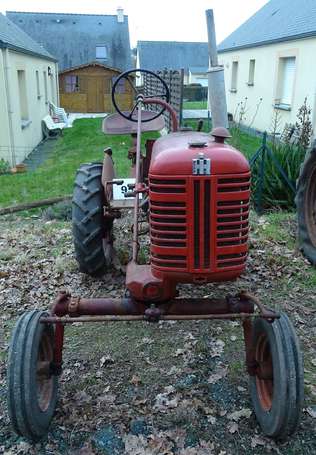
[227,422,238,434]
[227,408,252,421]
[130,374,141,386]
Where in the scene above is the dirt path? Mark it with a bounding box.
[0,211,315,454]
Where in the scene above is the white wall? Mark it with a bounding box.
[0,48,59,166]
[218,37,316,135]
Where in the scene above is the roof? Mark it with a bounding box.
[0,13,55,60]
[189,66,208,73]
[59,61,123,74]
[218,0,316,53]
[6,11,132,71]
[137,41,209,73]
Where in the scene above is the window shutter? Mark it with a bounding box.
[281,57,296,105]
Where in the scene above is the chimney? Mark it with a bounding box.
[117,6,124,23]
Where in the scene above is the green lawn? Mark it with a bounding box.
[0,119,158,208]
[183,100,208,109]
[0,118,262,208]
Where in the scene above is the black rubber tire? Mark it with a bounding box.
[7,310,58,441]
[296,148,316,264]
[72,162,111,276]
[250,314,303,439]
[278,313,304,436]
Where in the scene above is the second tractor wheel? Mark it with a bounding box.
[7,310,58,441]
[72,162,113,276]
[296,148,316,264]
[250,313,304,439]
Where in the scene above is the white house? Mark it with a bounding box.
[0,13,59,166]
[218,0,316,135]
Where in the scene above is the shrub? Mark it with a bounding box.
[251,142,306,209]
[0,159,10,175]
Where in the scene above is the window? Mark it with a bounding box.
[43,71,48,103]
[275,56,296,108]
[112,76,125,94]
[231,61,238,92]
[96,45,107,60]
[248,59,255,86]
[65,75,79,93]
[36,70,41,98]
[17,70,29,121]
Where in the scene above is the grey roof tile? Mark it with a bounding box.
[137,41,209,73]
[6,11,132,71]
[0,13,55,60]
[218,0,316,52]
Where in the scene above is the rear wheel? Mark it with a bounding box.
[250,313,303,439]
[7,310,58,441]
[296,148,316,264]
[72,162,113,276]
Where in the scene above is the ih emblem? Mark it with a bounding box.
[192,152,211,175]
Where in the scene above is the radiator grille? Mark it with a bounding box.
[150,178,187,270]
[216,174,250,269]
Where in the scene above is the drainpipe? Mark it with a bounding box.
[55,61,60,105]
[311,90,316,145]
[2,48,16,166]
[205,9,228,129]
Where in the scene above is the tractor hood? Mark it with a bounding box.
[149,131,249,175]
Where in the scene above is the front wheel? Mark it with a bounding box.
[7,310,58,441]
[250,313,303,439]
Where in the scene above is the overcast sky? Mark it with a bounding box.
[1,0,269,47]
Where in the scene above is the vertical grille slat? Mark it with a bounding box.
[204,180,211,268]
[193,181,200,269]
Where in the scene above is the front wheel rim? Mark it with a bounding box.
[255,333,274,411]
[36,332,54,412]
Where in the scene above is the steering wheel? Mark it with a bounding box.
[111,68,170,123]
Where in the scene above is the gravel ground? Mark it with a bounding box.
[0,210,315,455]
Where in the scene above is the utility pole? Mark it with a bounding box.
[206,9,228,129]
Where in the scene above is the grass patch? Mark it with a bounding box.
[183,100,207,109]
[0,118,158,208]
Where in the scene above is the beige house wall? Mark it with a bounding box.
[218,37,316,136]
[0,48,58,166]
[0,51,11,163]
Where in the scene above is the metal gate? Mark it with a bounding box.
[143,69,184,131]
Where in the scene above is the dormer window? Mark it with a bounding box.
[96,45,107,60]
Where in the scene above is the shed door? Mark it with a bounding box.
[87,77,104,112]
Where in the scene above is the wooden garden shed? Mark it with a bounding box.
[59,62,133,113]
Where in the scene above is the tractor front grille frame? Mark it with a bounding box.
[149,173,250,275]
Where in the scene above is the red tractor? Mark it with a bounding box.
[7,69,303,441]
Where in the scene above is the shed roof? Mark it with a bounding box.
[59,61,123,75]
[137,41,209,73]
[0,13,55,60]
[218,0,316,53]
[6,11,132,71]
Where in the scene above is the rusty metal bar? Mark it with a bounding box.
[41,312,278,324]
